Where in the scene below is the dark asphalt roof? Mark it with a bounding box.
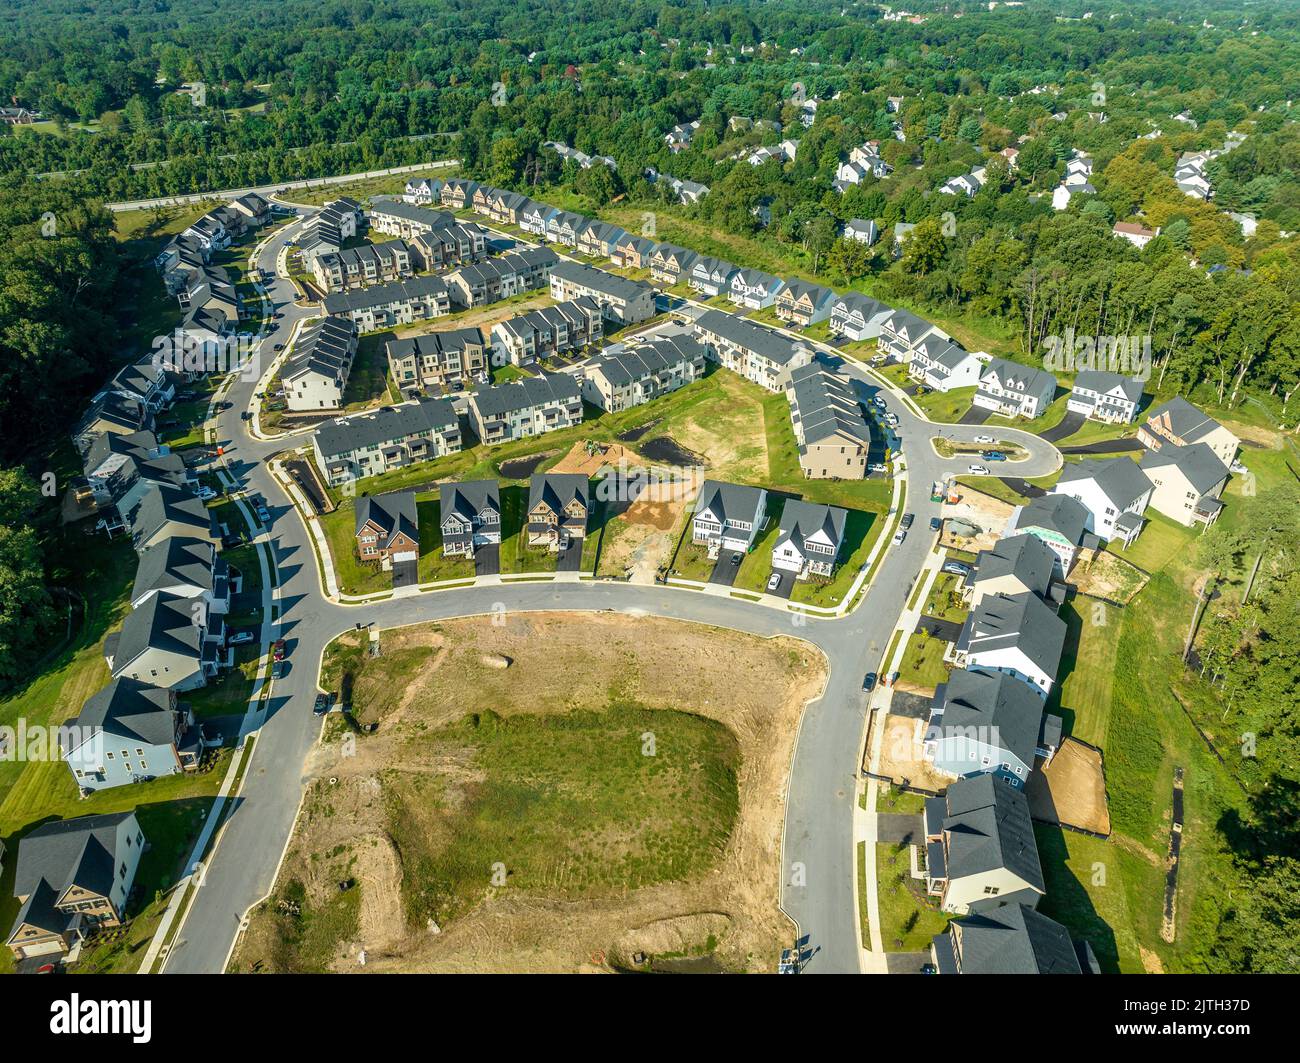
[132,536,219,601]
[322,274,448,315]
[13,812,139,916]
[468,372,580,419]
[971,532,1055,596]
[588,335,705,388]
[68,677,176,748]
[112,592,204,677]
[947,904,1082,974]
[928,668,1045,771]
[314,398,459,458]
[694,309,804,366]
[1015,493,1089,545]
[940,775,1044,891]
[959,590,1066,681]
[1140,441,1229,495]
[1057,456,1154,511]
[528,473,588,519]
[355,491,418,546]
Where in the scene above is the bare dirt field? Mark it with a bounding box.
[1025,739,1111,835]
[870,711,953,793]
[549,439,635,477]
[939,487,1014,552]
[233,612,827,974]
[597,477,699,583]
[1069,547,1149,604]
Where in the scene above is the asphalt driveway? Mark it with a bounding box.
[391,558,418,589]
[1060,437,1144,454]
[1038,409,1086,443]
[957,405,992,425]
[916,615,963,642]
[709,551,743,586]
[999,477,1047,499]
[877,813,924,844]
[767,569,796,599]
[473,542,501,577]
[557,538,583,572]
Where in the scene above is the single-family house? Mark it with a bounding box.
[728,268,785,310]
[354,491,419,564]
[439,480,502,559]
[526,473,589,550]
[125,484,219,553]
[908,339,982,392]
[829,293,892,342]
[1139,443,1230,528]
[105,591,220,692]
[771,500,848,580]
[974,358,1057,419]
[1052,457,1154,546]
[923,775,1045,915]
[964,533,1056,611]
[953,591,1067,700]
[687,255,738,298]
[931,904,1095,975]
[692,480,768,559]
[1138,396,1239,469]
[1006,494,1089,576]
[1067,370,1144,424]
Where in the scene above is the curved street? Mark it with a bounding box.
[160,209,1061,974]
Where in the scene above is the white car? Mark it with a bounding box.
[974,434,995,444]
[766,572,782,592]
[227,631,255,646]
[967,464,990,475]
[196,486,217,501]
[892,529,907,545]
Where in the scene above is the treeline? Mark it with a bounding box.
[0,178,124,686]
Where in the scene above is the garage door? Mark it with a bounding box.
[391,551,417,563]
[19,938,66,958]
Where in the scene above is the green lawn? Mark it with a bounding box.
[896,629,953,691]
[874,842,951,952]
[921,573,967,622]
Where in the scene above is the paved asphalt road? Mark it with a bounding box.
[162,211,1061,974]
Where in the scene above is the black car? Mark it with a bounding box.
[313,692,333,716]
[900,512,915,529]
[929,516,943,531]
[862,672,877,692]
[730,552,742,566]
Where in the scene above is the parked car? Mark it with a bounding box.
[271,661,285,680]
[892,528,907,545]
[221,532,246,549]
[929,516,943,531]
[241,411,252,421]
[967,464,989,475]
[942,561,973,577]
[766,572,782,592]
[730,552,742,566]
[862,672,877,692]
[228,630,255,646]
[313,692,334,717]
[868,462,888,474]
[981,450,1007,462]
[900,512,915,529]
[974,434,995,444]
[273,638,287,661]
[196,486,217,501]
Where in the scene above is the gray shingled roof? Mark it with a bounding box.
[694,309,804,366]
[946,903,1082,974]
[468,372,581,419]
[1016,493,1088,545]
[981,356,1057,395]
[13,812,138,910]
[941,775,1044,891]
[439,479,500,524]
[588,335,705,388]
[322,274,448,316]
[971,533,1055,597]
[549,260,653,303]
[695,479,765,526]
[928,668,1045,772]
[786,357,872,446]
[111,592,204,676]
[775,499,848,554]
[355,491,418,546]
[1057,456,1154,511]
[958,591,1066,680]
[314,398,459,459]
[1140,441,1229,495]
[1144,395,1223,444]
[1072,370,1144,406]
[132,536,218,602]
[68,677,176,748]
[528,473,588,519]
[126,484,217,545]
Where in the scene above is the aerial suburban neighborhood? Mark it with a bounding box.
[0,0,1293,1028]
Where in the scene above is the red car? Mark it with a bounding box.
[273,639,286,661]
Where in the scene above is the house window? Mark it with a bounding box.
[983,886,1000,896]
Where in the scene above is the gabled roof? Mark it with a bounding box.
[776,500,847,552]
[126,484,217,545]
[970,533,1055,597]
[779,277,835,306]
[1057,457,1154,512]
[132,536,218,601]
[322,274,448,316]
[940,775,1043,890]
[695,479,765,526]
[1143,396,1226,445]
[832,291,890,320]
[959,591,1066,680]
[13,812,138,905]
[314,398,459,458]
[440,479,501,524]
[946,903,1082,974]
[786,357,872,446]
[1015,493,1088,545]
[68,678,176,749]
[1072,370,1144,406]
[1140,442,1229,495]
[282,315,358,384]
[112,592,204,676]
[528,473,588,517]
[549,260,653,303]
[928,668,1045,771]
[355,491,418,545]
[468,372,581,419]
[980,356,1056,396]
[588,335,705,388]
[694,309,804,366]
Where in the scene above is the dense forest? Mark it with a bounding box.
[0,0,1297,970]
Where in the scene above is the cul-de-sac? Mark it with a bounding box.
[0,0,1296,983]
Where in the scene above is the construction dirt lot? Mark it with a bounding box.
[939,486,1015,553]
[233,612,827,974]
[1026,738,1111,835]
[870,710,954,793]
